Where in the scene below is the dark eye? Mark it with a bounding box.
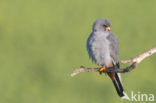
[102,24,106,27]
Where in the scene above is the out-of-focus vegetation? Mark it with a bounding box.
[0,0,156,103]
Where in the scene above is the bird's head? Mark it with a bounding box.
[93,18,111,32]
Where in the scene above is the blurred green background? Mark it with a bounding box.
[0,0,156,103]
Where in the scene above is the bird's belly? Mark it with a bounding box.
[91,38,111,67]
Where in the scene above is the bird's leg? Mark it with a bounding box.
[98,62,114,74]
[99,66,106,75]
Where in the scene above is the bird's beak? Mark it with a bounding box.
[106,26,110,31]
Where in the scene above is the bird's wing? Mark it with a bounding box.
[107,32,119,65]
[86,32,95,63]
[107,32,130,99]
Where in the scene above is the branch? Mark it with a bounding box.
[69,63,137,77]
[69,66,99,77]
[69,46,156,77]
[121,46,156,64]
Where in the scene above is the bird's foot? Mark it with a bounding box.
[99,66,106,75]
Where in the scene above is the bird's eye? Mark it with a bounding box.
[102,24,106,28]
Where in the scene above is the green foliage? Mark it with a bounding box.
[0,0,156,103]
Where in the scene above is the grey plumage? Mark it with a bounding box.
[87,18,119,67]
[86,18,129,99]
[107,32,119,65]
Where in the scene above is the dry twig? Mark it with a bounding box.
[69,46,156,77]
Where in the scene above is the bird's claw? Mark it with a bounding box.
[99,66,107,75]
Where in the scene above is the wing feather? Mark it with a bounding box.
[86,32,96,63]
[107,32,119,64]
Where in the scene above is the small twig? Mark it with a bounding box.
[69,67,99,77]
[107,62,137,73]
[69,46,156,77]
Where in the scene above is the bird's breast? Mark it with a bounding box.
[89,32,112,66]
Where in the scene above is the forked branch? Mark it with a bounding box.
[69,46,156,77]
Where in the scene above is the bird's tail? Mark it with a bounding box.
[112,73,130,100]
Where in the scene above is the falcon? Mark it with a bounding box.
[87,18,129,99]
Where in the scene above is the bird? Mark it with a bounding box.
[87,18,129,100]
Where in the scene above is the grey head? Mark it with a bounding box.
[92,18,111,32]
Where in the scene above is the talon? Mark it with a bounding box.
[99,71,102,75]
[99,66,106,74]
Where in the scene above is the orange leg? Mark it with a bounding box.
[99,62,114,74]
[99,66,106,74]
[99,66,106,72]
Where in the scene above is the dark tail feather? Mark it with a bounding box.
[115,73,124,95]
[112,77,124,97]
[112,73,129,99]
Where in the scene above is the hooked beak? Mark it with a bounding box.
[106,26,110,31]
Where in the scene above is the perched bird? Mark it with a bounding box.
[87,18,129,99]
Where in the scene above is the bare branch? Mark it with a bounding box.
[69,46,156,77]
[69,67,99,77]
[69,63,137,77]
[121,46,156,64]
